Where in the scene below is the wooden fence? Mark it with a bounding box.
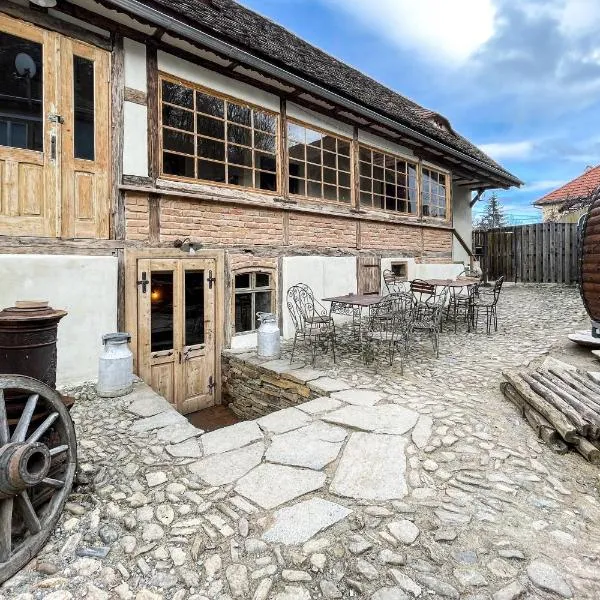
[472,223,579,284]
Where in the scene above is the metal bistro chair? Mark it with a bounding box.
[472,276,504,334]
[364,294,414,373]
[409,279,437,319]
[287,284,336,365]
[410,285,449,358]
[383,269,408,295]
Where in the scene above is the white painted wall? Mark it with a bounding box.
[123,103,148,177]
[287,103,354,138]
[281,256,357,338]
[124,38,147,92]
[453,184,472,264]
[158,51,280,113]
[358,130,416,160]
[380,257,463,291]
[0,255,118,386]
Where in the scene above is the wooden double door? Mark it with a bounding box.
[0,13,110,238]
[137,258,217,415]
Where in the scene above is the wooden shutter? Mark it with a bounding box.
[357,256,381,295]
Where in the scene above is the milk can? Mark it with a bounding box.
[97,333,133,398]
[256,312,280,359]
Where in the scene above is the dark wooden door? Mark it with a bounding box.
[357,256,381,295]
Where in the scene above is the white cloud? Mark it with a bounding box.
[322,0,497,64]
[519,179,567,193]
[478,141,534,160]
[559,0,600,37]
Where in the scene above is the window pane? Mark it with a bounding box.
[257,171,276,191]
[338,156,350,172]
[254,132,276,153]
[361,191,372,207]
[0,32,43,151]
[338,140,350,156]
[323,151,336,169]
[307,163,322,182]
[360,176,372,192]
[289,160,305,178]
[227,124,251,146]
[305,128,322,146]
[359,147,371,162]
[235,273,251,288]
[255,151,276,172]
[255,291,272,315]
[256,272,270,287]
[322,136,336,152]
[185,271,205,346]
[228,165,253,187]
[198,159,225,183]
[163,105,193,131]
[73,56,95,160]
[323,167,336,184]
[360,162,371,177]
[288,141,305,160]
[151,272,174,352]
[163,81,193,109]
[235,293,253,333]
[228,144,252,167]
[197,114,224,139]
[198,137,224,161]
[306,145,321,164]
[289,177,305,196]
[307,180,322,198]
[339,187,351,203]
[338,172,350,188]
[324,184,337,201]
[228,102,252,126]
[288,123,305,143]
[254,111,276,133]
[163,152,195,177]
[163,129,194,154]
[196,90,224,117]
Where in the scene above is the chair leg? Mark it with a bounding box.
[493,307,498,332]
[290,333,298,364]
[331,327,337,364]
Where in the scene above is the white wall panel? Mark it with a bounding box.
[124,38,147,92]
[123,102,148,176]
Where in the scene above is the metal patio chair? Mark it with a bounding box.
[410,285,449,358]
[445,283,476,332]
[472,276,504,334]
[287,284,336,365]
[383,269,408,295]
[363,294,415,373]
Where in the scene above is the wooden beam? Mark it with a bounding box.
[147,43,159,181]
[279,97,289,200]
[112,34,126,241]
[469,189,485,208]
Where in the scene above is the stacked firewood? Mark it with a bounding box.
[501,357,600,464]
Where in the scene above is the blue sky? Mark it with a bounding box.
[239,0,600,223]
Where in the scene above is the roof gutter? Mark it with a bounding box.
[104,0,522,187]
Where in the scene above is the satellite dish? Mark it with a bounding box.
[15,53,37,79]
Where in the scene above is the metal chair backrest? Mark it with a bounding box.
[410,279,436,305]
[491,276,504,304]
[287,284,316,332]
[368,294,414,336]
[383,270,407,295]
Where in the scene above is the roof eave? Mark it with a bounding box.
[104,0,522,189]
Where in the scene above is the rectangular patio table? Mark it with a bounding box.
[322,293,384,342]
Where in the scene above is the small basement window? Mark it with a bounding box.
[390,262,408,278]
[234,271,274,333]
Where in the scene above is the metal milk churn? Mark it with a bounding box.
[97,333,133,398]
[256,312,281,359]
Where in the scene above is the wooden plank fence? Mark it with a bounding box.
[473,223,579,284]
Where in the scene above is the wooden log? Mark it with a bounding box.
[501,383,568,453]
[537,371,600,428]
[572,435,600,464]
[502,371,578,442]
[547,368,600,414]
[525,373,591,437]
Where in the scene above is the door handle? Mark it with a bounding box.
[51,133,57,162]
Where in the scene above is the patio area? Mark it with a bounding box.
[3,284,600,600]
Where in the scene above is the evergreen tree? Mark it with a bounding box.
[475,193,507,230]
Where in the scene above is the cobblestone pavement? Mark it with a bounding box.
[4,284,600,600]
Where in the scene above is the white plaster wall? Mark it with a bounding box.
[415,263,464,280]
[452,184,472,265]
[358,130,416,160]
[124,38,147,92]
[231,332,259,351]
[123,103,148,177]
[281,256,357,338]
[287,103,354,138]
[158,51,280,113]
[0,255,118,387]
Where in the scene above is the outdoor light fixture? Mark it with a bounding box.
[174,238,202,254]
[29,0,58,7]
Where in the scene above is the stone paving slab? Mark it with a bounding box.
[260,358,305,374]
[330,388,385,406]
[296,396,343,415]
[281,367,325,384]
[235,464,326,509]
[262,498,351,545]
[155,422,204,444]
[322,404,419,435]
[130,410,188,432]
[189,442,265,485]
[307,377,352,394]
[257,407,313,434]
[127,389,172,417]
[330,432,408,500]
[201,420,263,455]
[165,438,202,458]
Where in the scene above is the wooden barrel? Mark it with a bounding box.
[579,189,600,335]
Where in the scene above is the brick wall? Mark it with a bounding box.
[160,199,284,246]
[422,228,452,255]
[288,213,356,248]
[124,192,149,241]
[361,221,422,252]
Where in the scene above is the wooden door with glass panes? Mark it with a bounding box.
[0,13,110,239]
[137,258,216,414]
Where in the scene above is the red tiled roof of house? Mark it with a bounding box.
[534,165,600,206]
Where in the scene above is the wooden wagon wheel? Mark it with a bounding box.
[0,375,76,584]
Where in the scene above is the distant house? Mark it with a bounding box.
[533,165,600,222]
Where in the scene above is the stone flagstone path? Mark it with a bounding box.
[3,284,600,600]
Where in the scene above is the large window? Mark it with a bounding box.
[422,167,448,218]
[359,146,417,214]
[234,271,274,333]
[288,122,351,203]
[160,78,278,191]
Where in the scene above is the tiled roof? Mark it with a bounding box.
[147,0,520,185]
[533,165,600,206]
